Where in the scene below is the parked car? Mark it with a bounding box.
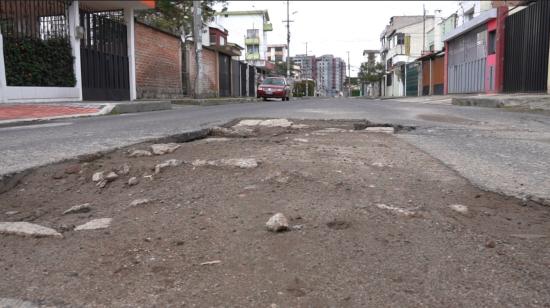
[257,77,291,101]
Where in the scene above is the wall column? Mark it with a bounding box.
[495,5,507,93]
[124,7,137,101]
[68,0,82,101]
[444,41,449,95]
[0,27,6,103]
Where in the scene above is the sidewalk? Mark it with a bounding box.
[0,101,172,127]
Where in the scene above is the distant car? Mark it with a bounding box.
[257,77,291,101]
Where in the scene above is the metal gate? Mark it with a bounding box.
[405,63,418,96]
[240,63,248,96]
[248,66,256,97]
[447,25,487,94]
[80,9,129,101]
[231,60,240,96]
[504,0,550,92]
[218,54,231,97]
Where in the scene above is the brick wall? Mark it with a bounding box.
[186,42,219,98]
[135,22,183,99]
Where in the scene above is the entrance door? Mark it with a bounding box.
[405,63,418,96]
[240,63,248,96]
[80,10,130,101]
[218,54,231,97]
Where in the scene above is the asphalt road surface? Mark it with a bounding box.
[1,98,549,203]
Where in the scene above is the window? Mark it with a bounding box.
[275,47,283,52]
[464,9,474,21]
[246,29,259,38]
[488,30,496,55]
[247,44,259,54]
[220,36,226,46]
[396,33,405,45]
[275,55,283,62]
[386,73,392,86]
[210,35,216,45]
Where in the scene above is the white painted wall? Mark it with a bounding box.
[124,7,136,101]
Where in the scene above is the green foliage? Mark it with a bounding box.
[358,61,384,83]
[292,80,315,97]
[137,0,227,38]
[273,60,295,77]
[351,89,361,96]
[4,37,76,87]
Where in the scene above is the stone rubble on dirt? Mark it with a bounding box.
[293,138,309,143]
[151,143,181,155]
[203,137,230,142]
[200,260,222,266]
[5,211,19,216]
[0,298,42,308]
[210,126,256,138]
[234,118,293,128]
[375,203,416,216]
[364,127,395,134]
[64,164,81,174]
[129,198,151,207]
[105,172,119,182]
[118,163,130,175]
[0,222,63,238]
[92,171,104,182]
[192,158,259,169]
[266,213,289,232]
[74,218,112,231]
[129,149,153,157]
[312,128,348,135]
[449,204,469,214]
[63,203,91,215]
[128,177,139,186]
[154,159,182,174]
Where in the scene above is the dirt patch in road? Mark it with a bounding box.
[1,119,550,307]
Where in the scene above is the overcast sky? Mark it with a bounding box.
[216,1,459,76]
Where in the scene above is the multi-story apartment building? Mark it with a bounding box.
[292,54,317,81]
[266,44,287,63]
[315,55,346,97]
[214,10,273,69]
[380,15,434,97]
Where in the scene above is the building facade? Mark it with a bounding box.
[380,15,434,97]
[0,0,155,103]
[214,10,273,70]
[267,44,287,63]
[315,55,346,97]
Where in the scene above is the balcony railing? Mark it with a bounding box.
[245,37,260,45]
[245,52,260,60]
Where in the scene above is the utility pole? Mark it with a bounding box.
[347,51,351,97]
[305,42,308,97]
[422,4,426,55]
[193,1,202,98]
[286,0,290,79]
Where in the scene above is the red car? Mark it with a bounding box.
[257,77,291,101]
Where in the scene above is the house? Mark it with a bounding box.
[214,10,273,71]
[416,12,457,96]
[267,44,288,63]
[442,6,505,94]
[380,15,434,97]
[0,0,155,103]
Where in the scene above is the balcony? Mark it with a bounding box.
[245,37,260,45]
[245,52,260,60]
[263,23,273,31]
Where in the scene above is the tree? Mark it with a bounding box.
[358,61,384,84]
[137,0,227,41]
[273,60,295,77]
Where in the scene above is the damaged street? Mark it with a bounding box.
[1,118,549,307]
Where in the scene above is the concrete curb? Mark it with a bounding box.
[110,101,172,114]
[171,98,259,106]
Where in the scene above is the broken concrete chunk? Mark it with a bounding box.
[63,203,91,215]
[129,149,152,157]
[154,159,182,174]
[266,213,289,232]
[128,177,139,186]
[219,158,258,169]
[5,211,19,216]
[75,218,112,231]
[210,126,256,138]
[92,171,104,182]
[105,172,119,182]
[151,143,180,155]
[365,127,395,134]
[130,198,151,207]
[0,222,63,238]
[235,118,293,128]
[376,203,416,216]
[97,180,108,188]
[293,138,309,143]
[449,204,469,214]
